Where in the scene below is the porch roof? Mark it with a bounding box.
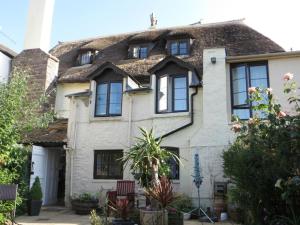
[23,119,68,146]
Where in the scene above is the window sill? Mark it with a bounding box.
[90,116,123,122]
[92,179,120,183]
[153,111,190,118]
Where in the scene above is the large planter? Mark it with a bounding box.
[168,212,183,225]
[27,200,42,216]
[112,218,135,225]
[140,209,168,225]
[71,199,98,215]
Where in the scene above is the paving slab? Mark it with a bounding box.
[16,207,236,225]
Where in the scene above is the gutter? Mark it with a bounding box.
[226,51,300,63]
[157,86,199,140]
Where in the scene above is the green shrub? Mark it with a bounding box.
[169,193,193,212]
[30,177,43,201]
[223,76,300,225]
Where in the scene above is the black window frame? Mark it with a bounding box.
[230,61,269,119]
[132,45,149,59]
[93,150,123,179]
[164,147,180,180]
[156,74,189,114]
[95,80,123,117]
[168,40,189,56]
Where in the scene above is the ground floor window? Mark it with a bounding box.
[165,147,180,180]
[93,150,123,179]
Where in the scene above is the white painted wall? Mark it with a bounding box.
[62,49,300,208]
[24,0,55,52]
[0,52,12,83]
[55,83,90,118]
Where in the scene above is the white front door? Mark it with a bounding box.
[30,146,48,204]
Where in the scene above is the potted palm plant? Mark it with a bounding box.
[123,128,181,225]
[28,176,43,216]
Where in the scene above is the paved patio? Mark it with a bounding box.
[17,207,236,225]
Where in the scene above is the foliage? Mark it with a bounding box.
[169,193,193,212]
[109,199,131,220]
[29,177,43,200]
[123,127,181,188]
[90,209,104,225]
[71,192,98,202]
[0,68,54,223]
[223,75,300,225]
[145,176,177,209]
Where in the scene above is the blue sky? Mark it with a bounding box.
[1,0,300,53]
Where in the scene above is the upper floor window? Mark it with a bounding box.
[231,62,269,119]
[157,74,188,113]
[169,40,189,56]
[132,46,148,59]
[78,50,98,66]
[95,81,123,116]
[94,150,123,179]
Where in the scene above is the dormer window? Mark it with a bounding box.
[131,46,148,59]
[78,50,98,66]
[169,40,189,56]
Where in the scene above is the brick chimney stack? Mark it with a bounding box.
[13,0,58,102]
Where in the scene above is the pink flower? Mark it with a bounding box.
[283,73,294,81]
[248,87,256,94]
[266,88,273,93]
[248,118,255,126]
[232,123,242,133]
[277,111,287,117]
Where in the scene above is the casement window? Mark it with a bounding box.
[157,75,188,113]
[94,150,123,179]
[132,46,148,59]
[165,147,180,180]
[95,81,123,116]
[79,51,92,65]
[169,40,189,56]
[231,62,269,119]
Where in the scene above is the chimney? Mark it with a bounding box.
[150,12,158,29]
[24,0,55,52]
[13,0,58,102]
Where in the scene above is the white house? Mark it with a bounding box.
[0,44,16,83]
[13,0,300,208]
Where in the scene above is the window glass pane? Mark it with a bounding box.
[174,76,187,111]
[80,51,91,65]
[250,65,267,80]
[233,92,247,106]
[174,77,187,89]
[233,78,247,93]
[166,148,179,180]
[95,84,108,115]
[232,66,246,80]
[133,47,139,58]
[233,109,250,120]
[95,151,123,179]
[174,89,186,99]
[179,42,188,55]
[140,47,148,58]
[174,100,187,111]
[158,76,168,111]
[250,79,268,89]
[170,42,178,55]
[109,83,122,114]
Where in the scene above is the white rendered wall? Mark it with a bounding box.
[0,52,12,83]
[24,0,55,52]
[55,83,90,118]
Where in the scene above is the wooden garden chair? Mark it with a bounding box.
[0,184,18,225]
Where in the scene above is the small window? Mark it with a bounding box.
[94,150,123,179]
[79,51,92,65]
[169,40,189,56]
[231,62,269,119]
[132,46,148,59]
[157,75,188,113]
[95,81,123,116]
[165,147,180,180]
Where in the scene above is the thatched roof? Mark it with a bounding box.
[50,20,284,84]
[23,119,68,146]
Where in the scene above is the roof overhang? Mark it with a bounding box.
[226,51,300,63]
[148,55,196,75]
[87,61,141,86]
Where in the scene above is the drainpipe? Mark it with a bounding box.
[157,86,199,140]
